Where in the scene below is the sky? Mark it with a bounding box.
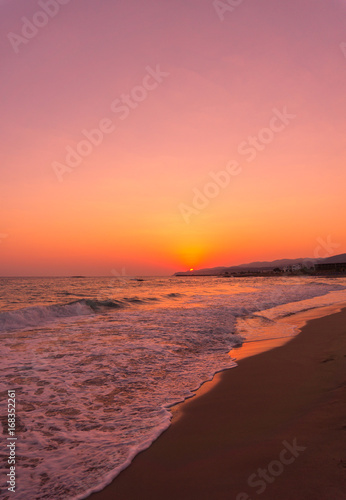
[1,0,345,276]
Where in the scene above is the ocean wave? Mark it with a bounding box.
[0,299,124,332]
[1,280,345,334]
[0,294,182,332]
[0,294,178,332]
[2,277,346,499]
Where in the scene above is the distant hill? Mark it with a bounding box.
[173,253,346,276]
[321,253,346,264]
[236,258,315,269]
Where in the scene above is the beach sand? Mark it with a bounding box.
[88,305,346,500]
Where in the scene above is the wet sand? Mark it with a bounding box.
[88,305,346,500]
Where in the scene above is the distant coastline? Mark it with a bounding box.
[174,252,346,277]
[174,270,346,278]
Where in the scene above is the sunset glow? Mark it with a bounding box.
[1,0,345,276]
[1,3,346,499]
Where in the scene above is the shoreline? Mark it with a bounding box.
[87,303,346,500]
[169,302,345,423]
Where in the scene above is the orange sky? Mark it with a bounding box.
[1,0,345,275]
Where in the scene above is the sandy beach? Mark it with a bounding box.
[88,305,346,500]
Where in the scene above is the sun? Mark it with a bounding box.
[190,268,194,272]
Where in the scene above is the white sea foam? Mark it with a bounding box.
[0,300,93,332]
[0,276,346,499]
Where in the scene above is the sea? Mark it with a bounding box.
[1,275,346,500]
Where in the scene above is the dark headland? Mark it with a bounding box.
[174,253,346,277]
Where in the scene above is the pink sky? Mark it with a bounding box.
[1,0,345,275]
